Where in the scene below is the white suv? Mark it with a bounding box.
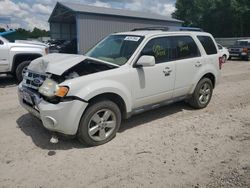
[18,29,221,146]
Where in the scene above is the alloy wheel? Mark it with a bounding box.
[88,109,117,141]
[199,83,211,105]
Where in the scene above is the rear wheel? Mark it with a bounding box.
[77,100,121,146]
[189,78,213,109]
[16,61,30,83]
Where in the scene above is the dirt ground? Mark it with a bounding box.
[0,60,250,188]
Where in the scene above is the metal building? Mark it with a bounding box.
[49,2,183,54]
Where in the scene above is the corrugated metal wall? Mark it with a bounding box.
[50,22,76,40]
[76,14,181,53]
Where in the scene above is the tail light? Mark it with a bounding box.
[219,57,223,70]
[243,48,248,53]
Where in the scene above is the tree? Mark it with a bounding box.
[1,27,49,42]
[173,0,250,37]
[0,28,6,32]
[30,27,49,38]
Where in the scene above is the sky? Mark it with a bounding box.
[0,0,176,31]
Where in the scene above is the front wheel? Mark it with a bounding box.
[16,61,30,83]
[77,100,121,146]
[188,78,213,109]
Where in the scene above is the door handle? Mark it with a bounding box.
[0,58,7,61]
[163,67,172,76]
[195,62,202,67]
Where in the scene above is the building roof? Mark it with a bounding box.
[49,2,182,23]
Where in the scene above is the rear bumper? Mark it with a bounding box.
[18,85,88,135]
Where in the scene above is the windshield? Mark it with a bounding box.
[86,35,144,66]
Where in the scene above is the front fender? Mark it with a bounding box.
[70,80,133,113]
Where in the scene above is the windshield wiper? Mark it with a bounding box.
[86,56,120,67]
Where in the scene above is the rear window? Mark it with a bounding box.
[197,36,217,55]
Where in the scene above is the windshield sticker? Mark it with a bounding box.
[124,36,141,42]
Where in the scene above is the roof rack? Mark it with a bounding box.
[131,27,169,31]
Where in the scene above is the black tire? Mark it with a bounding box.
[228,56,231,60]
[77,100,121,146]
[188,78,213,109]
[16,61,30,83]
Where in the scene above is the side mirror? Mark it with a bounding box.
[136,55,155,67]
[0,40,3,45]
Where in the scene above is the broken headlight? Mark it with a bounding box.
[39,78,69,98]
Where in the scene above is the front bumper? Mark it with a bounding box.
[18,84,88,135]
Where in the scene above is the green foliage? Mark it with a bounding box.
[0,27,49,40]
[0,28,6,32]
[173,0,250,37]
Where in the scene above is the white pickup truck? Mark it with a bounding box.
[0,36,48,82]
[18,29,222,146]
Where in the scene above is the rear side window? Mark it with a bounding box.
[171,36,200,60]
[141,37,171,64]
[197,36,217,55]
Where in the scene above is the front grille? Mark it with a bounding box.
[22,70,47,90]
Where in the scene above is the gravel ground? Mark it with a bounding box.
[0,60,250,188]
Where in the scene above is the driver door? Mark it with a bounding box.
[131,36,176,108]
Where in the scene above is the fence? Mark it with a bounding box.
[215,37,250,47]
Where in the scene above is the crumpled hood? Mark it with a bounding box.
[28,53,88,75]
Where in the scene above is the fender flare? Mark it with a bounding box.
[10,53,42,72]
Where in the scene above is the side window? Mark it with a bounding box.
[141,37,171,64]
[197,36,217,55]
[171,36,200,60]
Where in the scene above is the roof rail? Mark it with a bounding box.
[179,27,203,32]
[131,27,169,31]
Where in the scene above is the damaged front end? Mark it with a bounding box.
[18,53,119,135]
[21,54,118,103]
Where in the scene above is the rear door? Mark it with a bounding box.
[171,35,202,97]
